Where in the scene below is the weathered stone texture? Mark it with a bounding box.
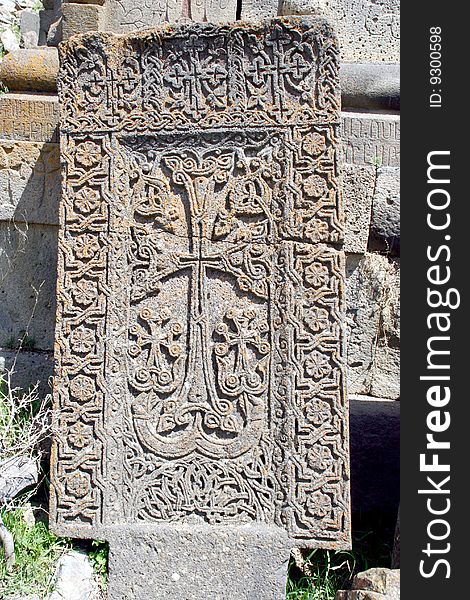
[0,349,54,397]
[341,112,400,168]
[340,63,400,112]
[0,140,60,225]
[346,253,400,400]
[103,0,238,34]
[62,3,105,40]
[342,164,375,254]
[20,10,40,48]
[335,568,400,600]
[0,48,59,93]
[0,222,58,352]
[0,94,59,143]
[48,550,101,600]
[108,524,290,600]
[50,18,350,576]
[369,166,400,255]
[241,0,279,20]
[279,0,399,62]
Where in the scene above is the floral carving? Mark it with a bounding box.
[74,188,101,214]
[306,491,332,518]
[69,326,95,354]
[69,375,95,403]
[68,422,93,449]
[305,351,333,380]
[303,132,326,156]
[75,141,102,168]
[72,280,98,306]
[304,263,330,288]
[66,472,90,499]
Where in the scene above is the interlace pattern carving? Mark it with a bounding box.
[51,18,350,548]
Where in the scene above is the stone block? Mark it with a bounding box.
[340,63,400,111]
[349,398,399,516]
[335,568,400,600]
[342,163,375,254]
[39,1,63,46]
[0,93,59,143]
[279,0,399,62]
[107,524,290,600]
[0,140,60,225]
[20,10,40,48]
[62,3,104,40]
[341,112,400,168]
[0,222,58,352]
[369,167,400,255]
[0,48,59,93]
[49,550,100,600]
[0,455,39,503]
[346,253,400,399]
[51,18,350,597]
[103,0,238,33]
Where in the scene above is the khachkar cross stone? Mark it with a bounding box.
[51,17,350,599]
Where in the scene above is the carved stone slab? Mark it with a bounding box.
[51,17,350,597]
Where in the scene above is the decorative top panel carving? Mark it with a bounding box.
[58,18,341,134]
[104,0,238,34]
[51,18,350,549]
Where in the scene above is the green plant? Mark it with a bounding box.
[88,539,109,590]
[286,524,394,599]
[286,549,356,600]
[33,1,45,13]
[370,156,383,168]
[0,507,72,598]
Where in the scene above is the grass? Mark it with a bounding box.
[87,540,109,591]
[286,519,394,599]
[0,506,72,599]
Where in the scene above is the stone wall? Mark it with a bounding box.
[0,0,399,518]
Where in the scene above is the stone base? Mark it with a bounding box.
[106,524,290,600]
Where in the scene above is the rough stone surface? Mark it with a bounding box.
[241,0,279,20]
[20,10,40,49]
[39,1,63,46]
[0,94,59,143]
[346,253,400,400]
[279,0,399,62]
[50,19,350,597]
[0,349,54,397]
[369,166,400,255]
[0,48,59,93]
[0,140,60,225]
[0,455,39,503]
[62,3,104,40]
[342,164,375,254]
[0,222,58,352]
[108,524,290,600]
[103,0,238,34]
[335,568,400,600]
[48,550,100,600]
[349,397,399,515]
[342,112,400,168]
[340,63,400,111]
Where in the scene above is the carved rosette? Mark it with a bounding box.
[51,17,350,549]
